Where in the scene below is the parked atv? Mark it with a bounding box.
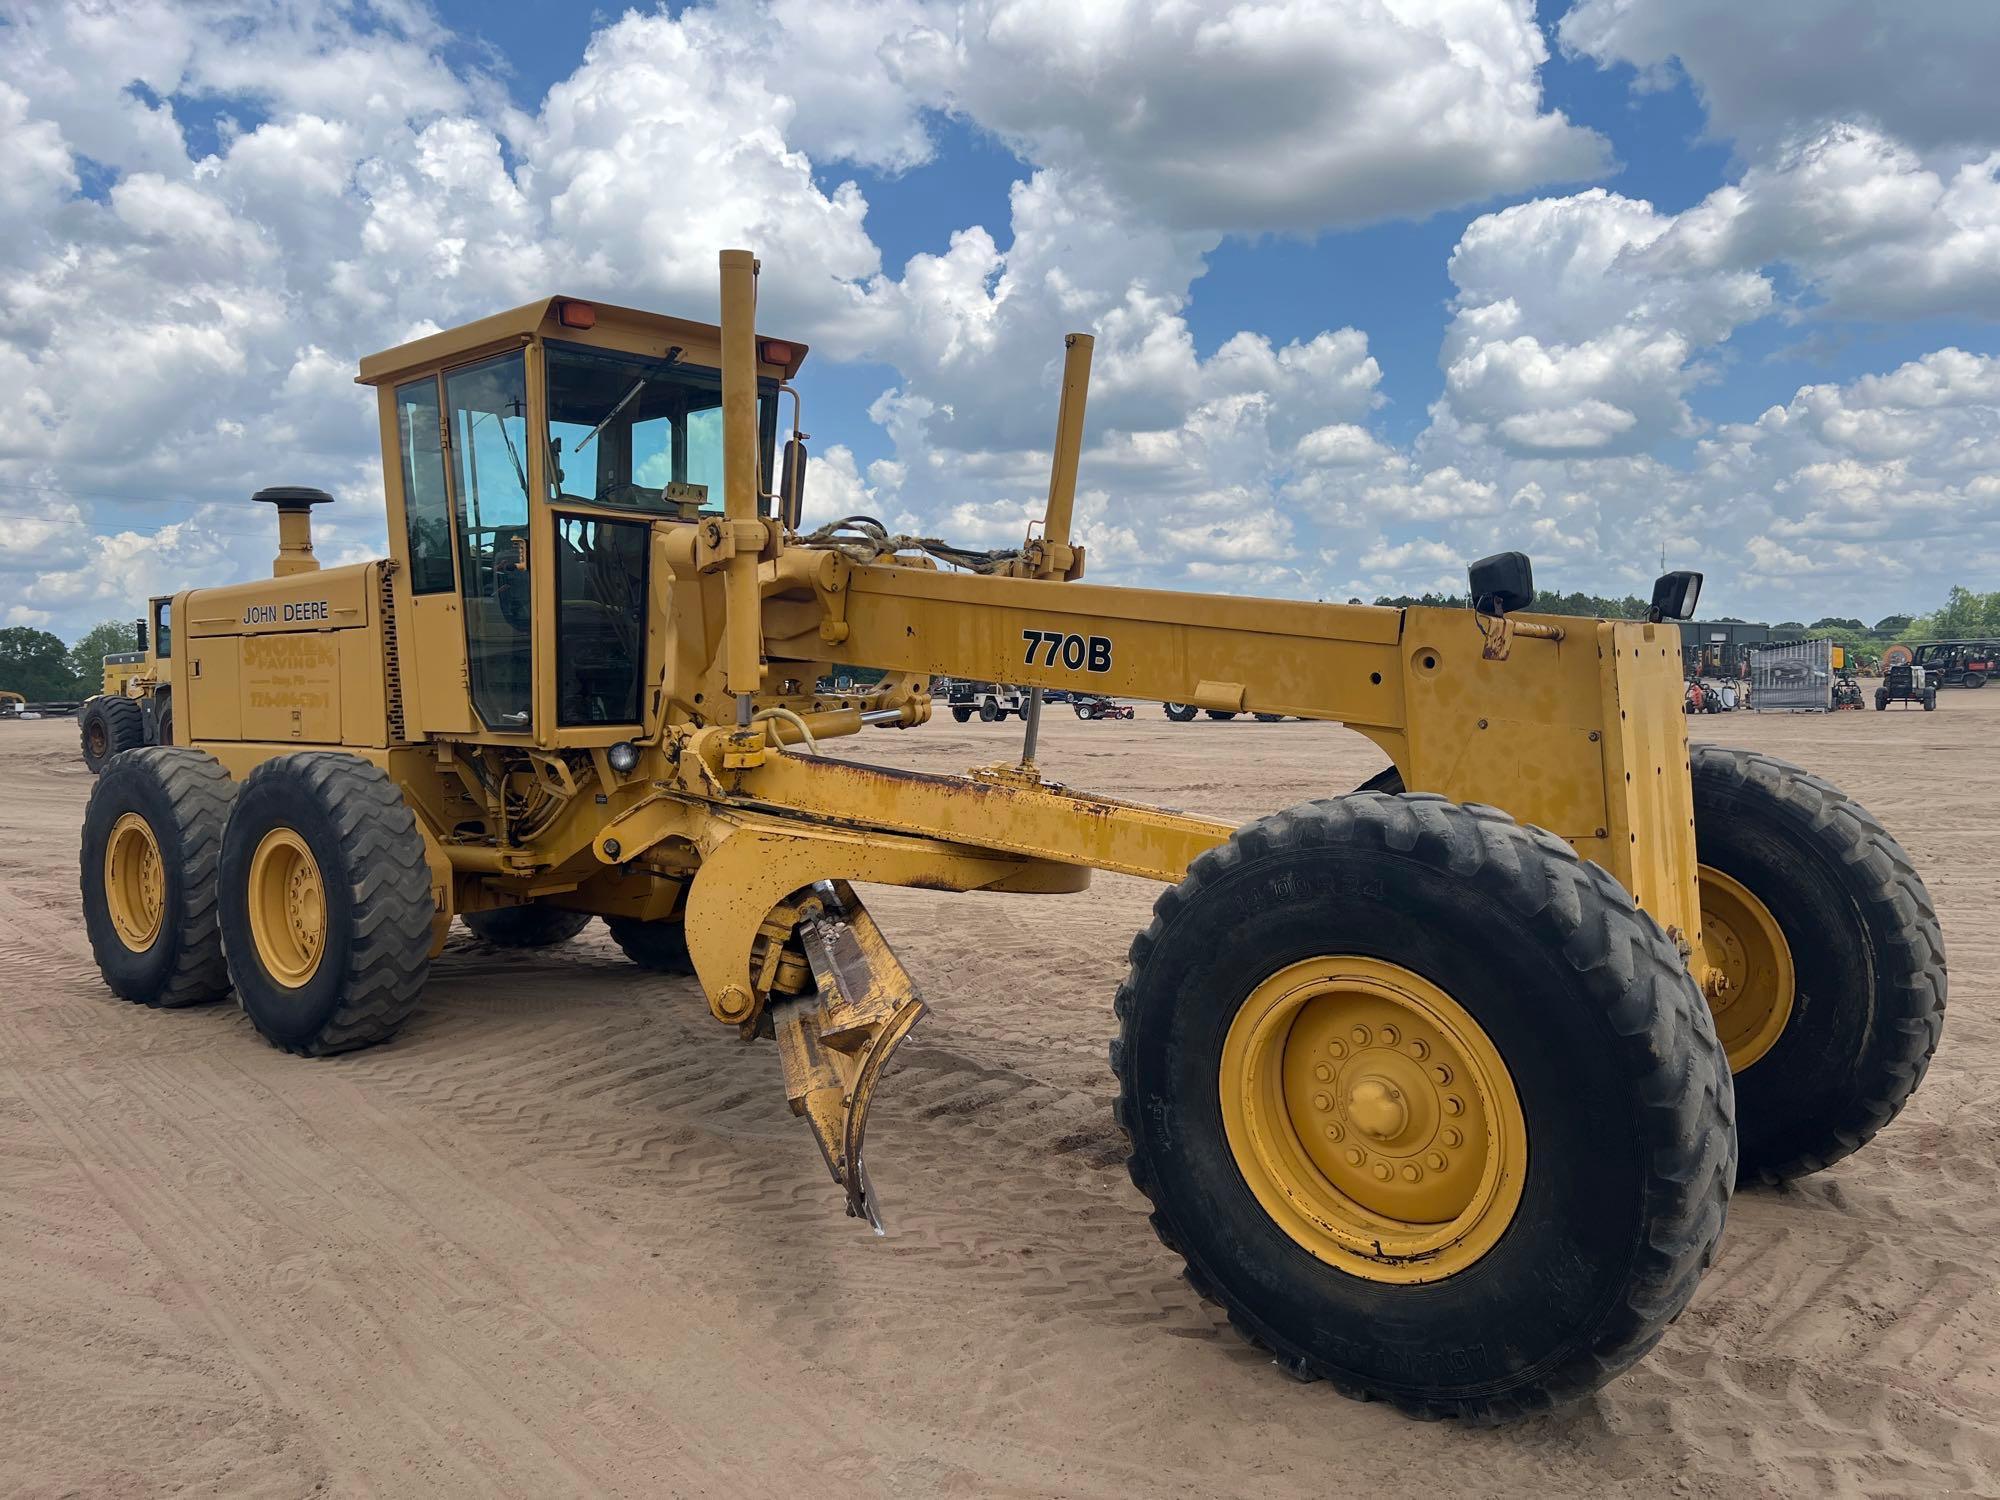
[1876,662,1938,711]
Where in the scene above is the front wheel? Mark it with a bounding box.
[1163,702,1198,722]
[1690,746,1945,1180]
[606,917,694,974]
[463,906,592,948]
[978,701,1000,723]
[1112,793,1733,1420]
[1875,691,1888,710]
[951,706,972,723]
[1205,710,1237,721]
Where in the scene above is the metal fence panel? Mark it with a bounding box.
[1749,638,1833,712]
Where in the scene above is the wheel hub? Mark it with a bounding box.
[104,811,165,951]
[248,828,327,987]
[1220,956,1526,1282]
[1280,988,1495,1226]
[1698,864,1794,1072]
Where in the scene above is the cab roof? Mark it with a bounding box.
[355,295,809,389]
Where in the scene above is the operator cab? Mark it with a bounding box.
[358,298,806,742]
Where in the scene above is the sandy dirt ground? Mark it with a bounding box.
[1,693,1995,1499]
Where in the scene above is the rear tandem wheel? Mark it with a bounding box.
[218,752,435,1056]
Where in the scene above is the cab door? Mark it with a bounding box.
[383,372,477,736]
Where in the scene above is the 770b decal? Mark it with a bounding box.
[1022,629,1113,673]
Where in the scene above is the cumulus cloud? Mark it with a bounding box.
[1560,0,2000,155]
[1436,187,1770,455]
[1432,121,2000,461]
[1649,125,2000,321]
[907,0,1607,233]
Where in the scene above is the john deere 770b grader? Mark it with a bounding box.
[81,252,1945,1420]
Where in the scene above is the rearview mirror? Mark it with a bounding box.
[1648,570,1703,622]
[1467,551,1534,615]
[779,435,808,531]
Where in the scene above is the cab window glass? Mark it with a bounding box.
[555,516,648,725]
[545,340,776,512]
[446,352,533,729]
[152,599,171,658]
[396,376,456,594]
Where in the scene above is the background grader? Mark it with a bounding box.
[77,602,173,770]
[80,252,1945,1421]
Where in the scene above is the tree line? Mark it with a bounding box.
[0,621,141,702]
[1365,586,1998,668]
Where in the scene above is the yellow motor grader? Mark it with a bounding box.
[80,252,1945,1420]
[77,602,175,771]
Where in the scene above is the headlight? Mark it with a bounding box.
[608,740,639,773]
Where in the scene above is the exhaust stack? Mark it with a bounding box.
[252,485,334,577]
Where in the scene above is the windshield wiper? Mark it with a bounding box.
[575,378,646,454]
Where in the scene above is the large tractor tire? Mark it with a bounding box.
[219,752,434,1056]
[463,906,593,948]
[80,695,146,773]
[1112,793,1733,1420]
[1689,746,1945,1181]
[79,748,236,1007]
[1254,712,1284,722]
[1204,710,1238,721]
[606,917,694,974]
[1163,702,1198,722]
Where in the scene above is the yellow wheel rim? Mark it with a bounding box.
[247,828,327,988]
[104,812,166,951]
[1219,957,1527,1284]
[1699,865,1794,1072]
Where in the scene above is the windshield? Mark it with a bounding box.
[545,340,778,514]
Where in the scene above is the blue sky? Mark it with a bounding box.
[2,0,1996,639]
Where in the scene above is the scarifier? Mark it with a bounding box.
[78,251,1946,1420]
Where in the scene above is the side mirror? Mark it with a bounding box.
[135,618,148,653]
[779,435,808,532]
[1467,551,1534,615]
[1648,570,1703,622]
